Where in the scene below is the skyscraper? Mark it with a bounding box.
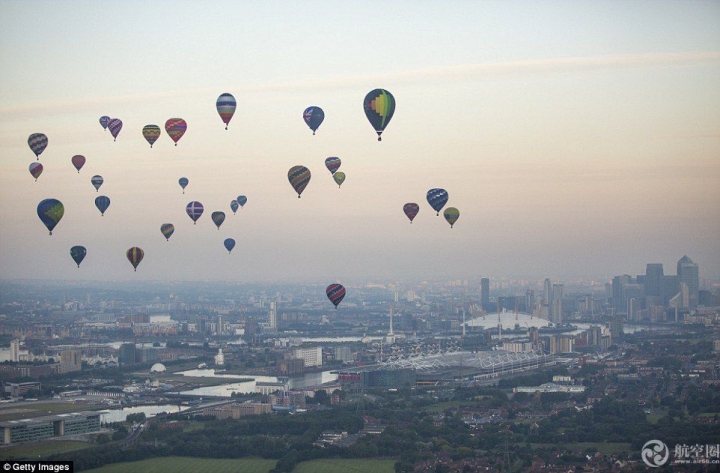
[542,278,553,319]
[268,301,277,330]
[480,278,489,311]
[677,255,699,309]
[644,263,664,302]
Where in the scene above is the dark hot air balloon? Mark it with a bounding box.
[37,198,64,235]
[224,238,236,254]
[303,106,324,135]
[108,119,123,141]
[160,223,175,241]
[216,93,236,130]
[186,201,204,224]
[165,118,187,146]
[178,177,189,193]
[326,284,346,309]
[443,207,460,228]
[230,200,239,214]
[29,162,43,181]
[363,89,395,141]
[325,157,341,174]
[333,171,345,188]
[28,133,48,159]
[71,155,86,173]
[142,124,161,148]
[126,247,144,271]
[426,188,449,216]
[403,203,420,223]
[70,246,86,268]
[95,196,110,216]
[99,116,110,131]
[236,195,247,208]
[91,175,103,192]
[288,165,311,198]
[211,211,226,229]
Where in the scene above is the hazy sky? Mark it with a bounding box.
[1,1,719,284]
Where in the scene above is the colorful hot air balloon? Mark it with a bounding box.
[403,203,420,223]
[142,124,161,148]
[230,200,239,214]
[99,116,110,131]
[326,284,346,309]
[444,207,460,228]
[288,165,311,198]
[70,246,87,268]
[71,155,86,173]
[29,162,43,181]
[95,195,111,216]
[333,171,346,188]
[91,175,103,192]
[178,177,189,194]
[28,133,48,159]
[426,188,449,216]
[236,195,247,208]
[325,157,341,174]
[303,106,324,135]
[363,89,395,141]
[224,238,236,254]
[211,211,226,230]
[108,119,123,141]
[165,118,187,146]
[186,201,204,224]
[37,198,64,235]
[160,223,175,241]
[126,247,144,271]
[216,93,236,130]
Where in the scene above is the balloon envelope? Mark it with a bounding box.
[95,196,111,216]
[224,238,236,253]
[236,195,247,208]
[230,200,239,214]
[363,89,395,141]
[426,188,449,215]
[91,175,103,192]
[126,247,144,271]
[108,119,123,141]
[326,284,346,309]
[211,211,226,229]
[70,246,87,268]
[288,165,311,198]
[71,155,86,173]
[29,162,43,181]
[303,106,324,134]
[99,116,110,130]
[160,223,175,241]
[216,93,236,129]
[37,198,64,235]
[403,203,420,223]
[28,133,48,159]
[165,118,187,145]
[444,207,460,228]
[178,177,189,193]
[186,201,204,224]
[142,124,161,148]
[333,171,345,188]
[325,157,341,174]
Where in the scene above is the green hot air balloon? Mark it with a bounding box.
[126,247,144,271]
[333,171,346,188]
[443,207,460,228]
[37,199,64,235]
[363,89,395,141]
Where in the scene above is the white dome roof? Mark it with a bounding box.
[465,311,551,330]
[150,363,166,373]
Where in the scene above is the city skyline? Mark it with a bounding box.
[2,2,719,283]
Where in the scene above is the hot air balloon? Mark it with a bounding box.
[426,188,449,216]
[224,238,236,254]
[91,175,103,192]
[95,196,110,216]
[333,171,346,188]
[236,195,247,208]
[326,284,346,309]
[403,203,420,223]
[288,165,311,198]
[325,157,341,174]
[126,247,144,271]
[160,223,175,241]
[28,133,48,159]
[29,162,43,181]
[37,198,64,235]
[178,177,189,193]
[216,93,236,130]
[165,118,187,146]
[99,116,110,131]
[211,211,226,230]
[71,155,86,173]
[363,89,395,141]
[186,201,204,224]
[142,124,161,148]
[70,246,87,268]
[303,106,324,135]
[108,119,123,141]
[230,200,239,214]
[444,207,460,228]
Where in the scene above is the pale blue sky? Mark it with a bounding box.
[1,1,719,283]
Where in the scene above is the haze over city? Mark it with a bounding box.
[1,1,719,283]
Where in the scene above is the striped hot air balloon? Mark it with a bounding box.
[216,93,236,130]
[325,157,341,174]
[326,284,346,309]
[108,119,123,141]
[443,207,460,228]
[142,124,161,148]
[126,247,144,271]
[426,188,449,216]
[165,118,187,146]
[160,223,175,241]
[28,133,48,159]
[29,162,43,181]
[288,166,311,198]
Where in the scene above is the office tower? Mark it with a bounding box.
[481,278,489,311]
[677,255,699,309]
[10,339,20,362]
[119,343,136,366]
[610,314,624,344]
[268,301,277,330]
[644,263,664,307]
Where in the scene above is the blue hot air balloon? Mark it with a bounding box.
[230,200,239,215]
[303,106,324,135]
[37,198,64,235]
[70,246,87,268]
[426,188,449,216]
[224,238,236,254]
[95,196,111,216]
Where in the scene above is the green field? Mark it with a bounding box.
[293,459,397,473]
[0,440,93,460]
[530,442,632,454]
[84,457,277,473]
[0,402,102,422]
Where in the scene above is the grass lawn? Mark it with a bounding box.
[0,440,93,460]
[293,459,397,473]
[84,457,277,473]
[529,442,632,454]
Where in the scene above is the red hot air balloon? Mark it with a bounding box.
[403,203,419,223]
[71,155,86,173]
[108,119,123,141]
[326,284,346,309]
[165,118,187,146]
